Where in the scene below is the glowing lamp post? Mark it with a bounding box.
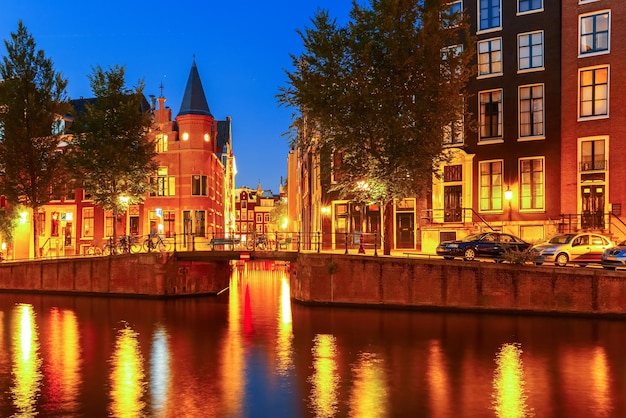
[504,188,513,222]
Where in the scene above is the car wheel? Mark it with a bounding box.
[603,266,615,270]
[555,253,569,267]
[535,262,543,266]
[463,248,476,261]
[443,256,454,260]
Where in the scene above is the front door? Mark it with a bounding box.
[444,185,462,222]
[396,213,414,249]
[581,185,604,229]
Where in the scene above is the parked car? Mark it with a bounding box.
[436,232,531,262]
[531,233,613,267]
[601,240,626,270]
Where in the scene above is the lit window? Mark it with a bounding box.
[478,38,502,76]
[479,160,503,211]
[579,66,609,118]
[518,0,542,13]
[580,11,610,55]
[151,167,175,196]
[519,158,544,210]
[518,31,544,71]
[82,207,94,238]
[580,139,606,172]
[519,84,544,138]
[156,134,168,152]
[479,90,502,141]
[479,0,501,32]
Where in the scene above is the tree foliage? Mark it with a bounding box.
[0,21,70,255]
[278,0,474,253]
[67,65,157,238]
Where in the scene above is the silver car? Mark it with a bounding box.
[532,233,613,267]
[602,241,626,270]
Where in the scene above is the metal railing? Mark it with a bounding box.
[421,208,496,231]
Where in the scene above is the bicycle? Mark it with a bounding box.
[143,235,170,252]
[86,243,102,256]
[102,236,140,255]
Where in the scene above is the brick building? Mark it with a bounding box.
[8,61,235,258]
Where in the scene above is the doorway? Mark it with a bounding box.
[581,185,604,229]
[396,213,414,249]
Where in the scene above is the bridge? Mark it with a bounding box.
[173,249,299,262]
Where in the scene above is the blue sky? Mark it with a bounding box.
[0,1,353,193]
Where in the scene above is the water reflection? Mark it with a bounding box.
[3,263,626,416]
[11,303,42,416]
[309,334,339,417]
[276,275,294,376]
[349,352,388,417]
[221,267,245,417]
[150,324,171,417]
[45,308,81,413]
[426,340,451,418]
[492,343,531,418]
[109,323,146,417]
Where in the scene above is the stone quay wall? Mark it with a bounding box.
[0,253,230,297]
[293,253,626,317]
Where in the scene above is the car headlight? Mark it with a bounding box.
[449,244,458,248]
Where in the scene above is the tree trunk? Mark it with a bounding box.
[383,200,393,255]
[32,208,39,258]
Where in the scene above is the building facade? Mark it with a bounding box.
[561,0,626,235]
[8,61,235,259]
[290,0,626,254]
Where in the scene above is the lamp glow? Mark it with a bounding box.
[504,189,513,202]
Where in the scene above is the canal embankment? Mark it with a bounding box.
[0,252,230,297]
[293,253,626,317]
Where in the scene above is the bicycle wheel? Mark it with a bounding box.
[103,244,114,256]
[143,239,154,252]
[130,242,141,253]
[156,239,170,252]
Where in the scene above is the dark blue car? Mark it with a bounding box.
[436,232,531,261]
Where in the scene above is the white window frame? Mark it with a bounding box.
[519,157,545,212]
[579,10,610,57]
[578,65,609,120]
[518,31,544,73]
[517,0,543,15]
[479,159,504,213]
[518,84,545,140]
[477,0,502,34]
[478,89,503,143]
[477,37,502,78]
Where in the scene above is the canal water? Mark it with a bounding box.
[0,261,626,417]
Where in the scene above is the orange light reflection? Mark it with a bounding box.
[109,324,146,417]
[276,275,294,376]
[309,334,339,417]
[46,308,81,413]
[349,352,388,417]
[492,343,531,418]
[11,303,43,416]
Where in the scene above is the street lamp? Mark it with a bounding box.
[504,187,513,223]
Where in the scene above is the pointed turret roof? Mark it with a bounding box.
[178,61,213,117]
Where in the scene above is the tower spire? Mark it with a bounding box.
[178,60,212,117]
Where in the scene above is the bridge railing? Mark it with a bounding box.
[74,230,381,257]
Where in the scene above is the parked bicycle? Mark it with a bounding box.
[143,235,170,252]
[103,235,140,255]
[86,243,102,256]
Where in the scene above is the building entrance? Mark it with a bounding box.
[581,184,605,229]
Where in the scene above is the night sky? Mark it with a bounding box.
[0,0,353,193]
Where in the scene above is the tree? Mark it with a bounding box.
[67,65,157,240]
[278,0,474,254]
[0,21,70,257]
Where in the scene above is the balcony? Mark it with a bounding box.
[579,160,606,172]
